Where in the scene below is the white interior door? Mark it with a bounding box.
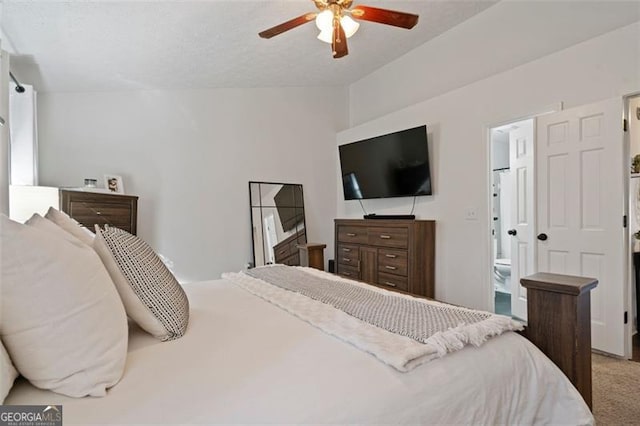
[509,120,535,321]
[537,97,625,356]
[264,215,277,264]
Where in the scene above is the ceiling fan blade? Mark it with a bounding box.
[332,21,348,59]
[350,5,418,29]
[258,13,317,39]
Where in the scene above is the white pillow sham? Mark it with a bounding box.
[93,226,189,341]
[0,214,128,397]
[25,213,85,246]
[44,206,95,245]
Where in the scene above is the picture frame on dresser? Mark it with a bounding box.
[104,174,125,194]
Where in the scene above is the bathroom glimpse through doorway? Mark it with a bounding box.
[489,118,534,320]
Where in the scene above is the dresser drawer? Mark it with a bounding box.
[337,244,360,265]
[85,221,133,235]
[69,201,130,217]
[378,249,408,276]
[289,238,303,253]
[368,227,408,249]
[274,244,292,263]
[337,226,368,244]
[73,215,132,228]
[337,263,359,279]
[272,229,306,266]
[69,202,132,231]
[378,271,409,291]
[282,252,300,266]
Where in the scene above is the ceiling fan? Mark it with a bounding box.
[258,0,419,59]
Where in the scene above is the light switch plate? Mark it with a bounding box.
[465,208,478,221]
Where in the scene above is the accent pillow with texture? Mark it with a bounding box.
[93,226,189,341]
[44,206,95,245]
[0,340,18,404]
[0,215,128,397]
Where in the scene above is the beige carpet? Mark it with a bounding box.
[592,353,640,425]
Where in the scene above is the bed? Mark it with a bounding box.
[5,275,593,425]
[1,211,593,424]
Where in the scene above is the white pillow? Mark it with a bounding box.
[0,214,128,397]
[93,226,189,341]
[0,340,19,404]
[44,206,95,245]
[25,213,85,246]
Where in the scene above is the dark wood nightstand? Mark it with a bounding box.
[298,243,326,271]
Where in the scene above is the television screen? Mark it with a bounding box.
[274,185,304,232]
[339,125,432,200]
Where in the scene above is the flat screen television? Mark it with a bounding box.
[339,125,432,200]
[274,185,304,232]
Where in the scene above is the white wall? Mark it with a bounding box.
[339,22,640,310]
[490,131,509,171]
[0,48,9,215]
[38,87,348,282]
[349,1,640,126]
[630,96,640,158]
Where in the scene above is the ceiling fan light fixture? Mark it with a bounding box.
[316,10,358,44]
[317,29,333,44]
[260,2,419,58]
[315,9,333,32]
[340,15,359,38]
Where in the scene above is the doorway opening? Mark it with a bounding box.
[489,118,534,320]
[627,93,640,362]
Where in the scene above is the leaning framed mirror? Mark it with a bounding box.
[249,181,307,267]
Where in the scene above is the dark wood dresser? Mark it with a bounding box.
[273,229,306,266]
[60,190,138,235]
[334,219,435,298]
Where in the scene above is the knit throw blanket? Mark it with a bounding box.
[223,265,522,371]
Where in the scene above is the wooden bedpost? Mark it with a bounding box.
[520,273,597,410]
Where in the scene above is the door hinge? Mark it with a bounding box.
[623,215,628,228]
[623,119,628,132]
[624,311,628,324]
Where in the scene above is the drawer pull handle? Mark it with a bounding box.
[380,235,391,239]
[385,265,397,270]
[343,272,351,276]
[346,233,357,237]
[342,258,351,262]
[385,254,397,258]
[342,248,351,252]
[384,281,397,287]
[96,211,102,215]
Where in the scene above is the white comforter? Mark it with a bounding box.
[6,279,593,425]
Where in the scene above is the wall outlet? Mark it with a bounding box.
[464,208,478,221]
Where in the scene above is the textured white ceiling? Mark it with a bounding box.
[1,0,498,92]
